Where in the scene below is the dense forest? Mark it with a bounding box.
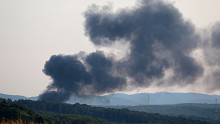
[0,98,213,124]
[0,101,44,123]
[110,104,220,123]
[0,99,106,124]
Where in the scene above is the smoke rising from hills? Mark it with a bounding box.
[39,0,220,102]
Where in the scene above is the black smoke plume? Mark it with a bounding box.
[39,0,203,102]
[39,51,126,102]
[84,0,203,84]
[211,23,220,48]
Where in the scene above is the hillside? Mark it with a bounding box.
[109,103,220,123]
[0,99,107,124]
[0,98,212,124]
[0,101,44,123]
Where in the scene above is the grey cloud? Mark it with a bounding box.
[202,23,220,91]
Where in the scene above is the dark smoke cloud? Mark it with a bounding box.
[39,51,126,102]
[85,52,126,93]
[85,0,203,84]
[39,55,90,102]
[40,0,204,102]
[211,23,220,48]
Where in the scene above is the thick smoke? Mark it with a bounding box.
[211,23,220,48]
[39,51,126,102]
[84,0,203,85]
[39,0,204,102]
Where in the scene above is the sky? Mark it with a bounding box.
[1,0,220,97]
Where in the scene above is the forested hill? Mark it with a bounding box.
[109,104,220,123]
[0,100,107,124]
[0,98,212,124]
[0,101,44,123]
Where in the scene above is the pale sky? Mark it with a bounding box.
[1,0,220,97]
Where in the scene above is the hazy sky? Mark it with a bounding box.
[1,0,220,97]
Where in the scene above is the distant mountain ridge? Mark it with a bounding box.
[0,93,38,101]
[67,92,220,106]
[1,92,220,106]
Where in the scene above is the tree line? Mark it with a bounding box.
[0,98,213,124]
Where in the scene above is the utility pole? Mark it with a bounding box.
[215,98,218,121]
[147,94,150,105]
